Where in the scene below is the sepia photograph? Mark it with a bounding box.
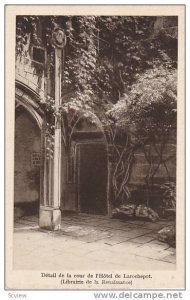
[5,5,185,290]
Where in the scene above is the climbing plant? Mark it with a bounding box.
[107,66,177,205]
[16,15,177,103]
[16,15,178,206]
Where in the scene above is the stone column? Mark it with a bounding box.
[39,27,66,230]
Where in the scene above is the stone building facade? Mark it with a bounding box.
[15,22,110,230]
[14,16,177,230]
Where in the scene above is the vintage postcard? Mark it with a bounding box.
[5,5,185,290]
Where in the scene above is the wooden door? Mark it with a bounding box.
[78,143,108,215]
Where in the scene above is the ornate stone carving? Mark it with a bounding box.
[52,27,66,49]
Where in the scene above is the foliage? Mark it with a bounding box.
[107,66,177,134]
[16,16,40,56]
[16,16,178,206]
[112,204,159,222]
[158,225,176,247]
[127,66,177,138]
[16,15,177,107]
[160,182,176,210]
[106,66,177,205]
[105,126,134,205]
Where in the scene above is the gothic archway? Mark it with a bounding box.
[14,82,44,219]
[60,110,109,215]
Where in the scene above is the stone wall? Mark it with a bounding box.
[130,142,176,186]
[16,55,46,98]
[128,136,176,207]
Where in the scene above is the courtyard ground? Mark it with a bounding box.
[13,213,175,270]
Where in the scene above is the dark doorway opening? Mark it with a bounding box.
[78,142,108,215]
[14,106,41,219]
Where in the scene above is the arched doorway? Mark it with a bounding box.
[14,106,41,218]
[61,115,108,215]
[77,140,108,215]
[14,86,44,219]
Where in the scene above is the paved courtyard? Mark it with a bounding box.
[14,213,176,270]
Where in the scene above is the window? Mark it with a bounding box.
[32,46,45,64]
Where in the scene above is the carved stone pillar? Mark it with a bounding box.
[39,27,66,230]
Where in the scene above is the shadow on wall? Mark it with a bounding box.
[14,200,39,219]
